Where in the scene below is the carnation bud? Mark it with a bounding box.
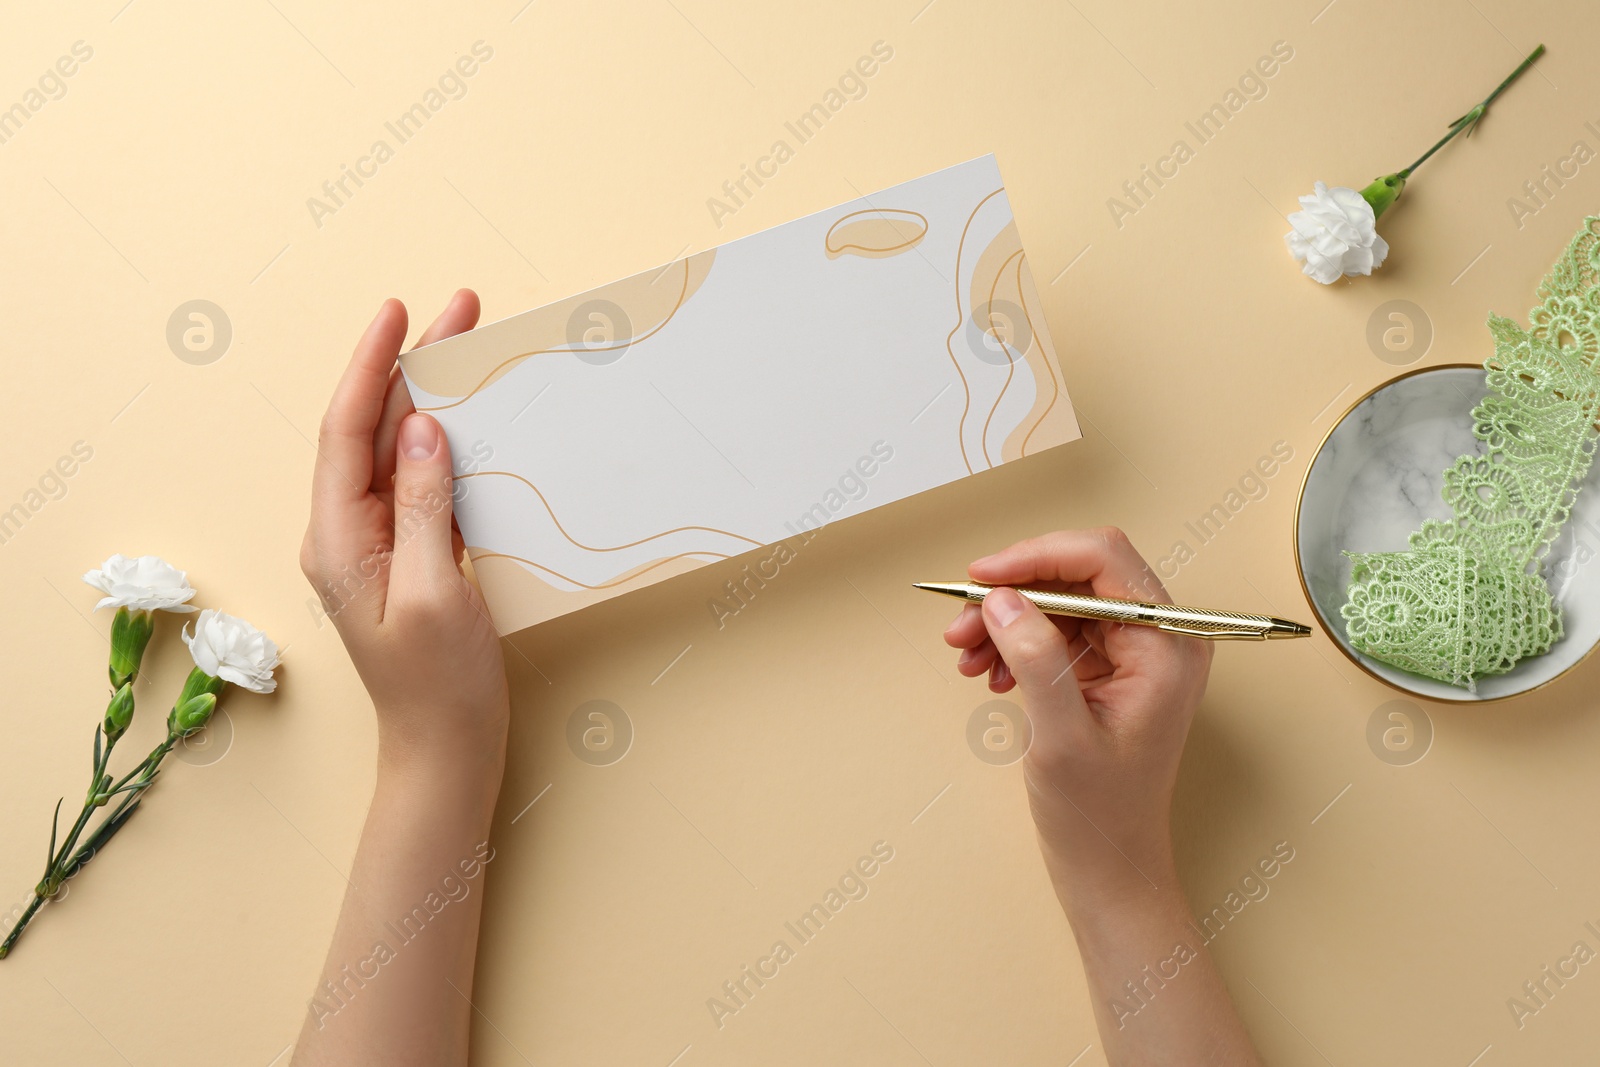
[108,607,155,690]
[168,666,226,737]
[170,693,217,736]
[103,683,136,743]
[174,665,226,705]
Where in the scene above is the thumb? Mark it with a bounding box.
[390,413,458,591]
[981,586,1090,731]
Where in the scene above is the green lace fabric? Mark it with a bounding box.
[1340,215,1600,691]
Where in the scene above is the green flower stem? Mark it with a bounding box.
[44,806,95,891]
[0,606,184,959]
[1,724,183,959]
[103,735,172,796]
[59,739,176,877]
[1359,44,1545,220]
[0,897,45,959]
[2,732,111,958]
[43,724,120,890]
[1398,44,1544,179]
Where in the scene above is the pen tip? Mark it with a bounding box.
[913,581,976,600]
[1267,617,1315,638]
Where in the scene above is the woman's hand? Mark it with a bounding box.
[943,527,1260,1065]
[943,526,1209,904]
[292,292,511,1067]
[298,291,509,772]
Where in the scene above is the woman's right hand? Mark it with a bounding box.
[943,528,1262,1065]
[941,527,1213,909]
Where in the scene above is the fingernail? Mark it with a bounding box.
[957,646,977,668]
[970,553,996,569]
[985,586,1024,628]
[399,414,439,460]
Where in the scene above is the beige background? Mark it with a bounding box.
[1,1,1596,1063]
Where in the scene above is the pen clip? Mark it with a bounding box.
[1157,623,1268,641]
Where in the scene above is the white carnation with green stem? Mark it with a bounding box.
[1,560,279,959]
[1286,44,1545,283]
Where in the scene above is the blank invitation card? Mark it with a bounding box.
[400,155,1080,634]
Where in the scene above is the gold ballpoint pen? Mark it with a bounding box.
[913,581,1313,640]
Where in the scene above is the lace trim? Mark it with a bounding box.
[1340,216,1600,690]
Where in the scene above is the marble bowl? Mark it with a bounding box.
[1294,364,1600,703]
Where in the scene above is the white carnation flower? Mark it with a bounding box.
[82,554,197,613]
[1284,181,1389,284]
[182,609,281,694]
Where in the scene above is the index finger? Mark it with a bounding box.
[314,298,409,506]
[967,526,1171,605]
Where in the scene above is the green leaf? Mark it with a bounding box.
[46,798,63,870]
[62,798,142,879]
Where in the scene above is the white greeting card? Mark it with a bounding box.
[400,155,1080,634]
